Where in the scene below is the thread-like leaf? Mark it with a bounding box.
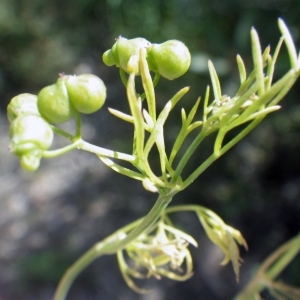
[208,60,222,100]
[99,156,145,181]
[140,48,156,120]
[236,55,247,85]
[251,27,265,96]
[278,18,298,69]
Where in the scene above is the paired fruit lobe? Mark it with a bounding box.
[103,37,151,75]
[10,114,53,153]
[20,150,42,172]
[65,74,106,114]
[37,78,75,124]
[7,93,40,123]
[9,114,54,171]
[147,40,191,80]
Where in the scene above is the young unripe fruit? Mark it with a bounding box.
[9,114,54,171]
[64,74,106,114]
[20,149,43,172]
[7,93,40,123]
[10,114,53,153]
[103,37,151,75]
[37,78,75,124]
[147,40,191,80]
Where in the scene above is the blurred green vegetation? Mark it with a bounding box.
[1,0,300,299]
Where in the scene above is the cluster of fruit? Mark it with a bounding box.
[103,37,191,80]
[7,37,191,172]
[7,74,106,171]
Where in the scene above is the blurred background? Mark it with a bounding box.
[0,0,300,299]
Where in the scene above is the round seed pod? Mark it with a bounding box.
[7,93,40,123]
[20,149,43,172]
[9,114,54,171]
[103,37,151,75]
[10,114,53,153]
[147,40,191,80]
[65,74,106,114]
[37,78,75,124]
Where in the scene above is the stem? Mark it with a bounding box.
[171,129,206,184]
[43,138,136,162]
[53,246,100,300]
[152,72,160,87]
[43,141,80,158]
[74,111,82,139]
[165,204,209,215]
[101,192,175,253]
[182,117,263,190]
[77,139,136,162]
[50,126,74,141]
[119,69,128,87]
[53,191,175,300]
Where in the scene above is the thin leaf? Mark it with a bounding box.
[127,73,145,159]
[186,97,201,125]
[265,37,284,90]
[236,54,247,85]
[140,48,156,120]
[144,87,189,177]
[187,121,203,133]
[99,156,145,181]
[117,250,151,294]
[203,85,210,123]
[143,109,154,129]
[162,224,198,247]
[181,108,187,124]
[251,27,265,96]
[278,18,298,69]
[208,60,222,100]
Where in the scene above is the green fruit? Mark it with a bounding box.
[7,93,40,123]
[103,37,151,75]
[65,74,106,114]
[37,78,75,123]
[10,114,53,153]
[147,40,191,80]
[9,114,54,171]
[20,149,42,171]
[102,49,116,67]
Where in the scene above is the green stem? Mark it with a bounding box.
[50,126,74,141]
[120,69,128,87]
[53,246,100,300]
[43,139,136,162]
[171,129,206,184]
[152,72,160,87]
[101,191,175,253]
[165,204,208,215]
[74,111,82,139]
[182,117,263,190]
[53,191,175,300]
[43,141,80,158]
[77,139,136,162]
